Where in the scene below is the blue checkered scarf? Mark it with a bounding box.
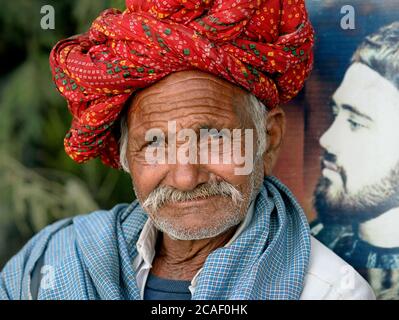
[0,176,311,300]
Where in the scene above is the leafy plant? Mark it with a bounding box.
[0,0,134,268]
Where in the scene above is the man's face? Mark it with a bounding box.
[126,71,263,240]
[315,63,399,223]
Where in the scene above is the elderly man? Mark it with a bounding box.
[1,0,373,300]
[312,22,399,299]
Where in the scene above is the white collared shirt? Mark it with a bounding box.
[132,202,376,300]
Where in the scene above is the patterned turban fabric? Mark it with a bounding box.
[50,0,315,169]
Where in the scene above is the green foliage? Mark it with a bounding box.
[0,155,99,235]
[73,0,126,32]
[0,0,134,267]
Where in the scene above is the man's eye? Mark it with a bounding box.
[348,119,364,131]
[208,129,226,139]
[146,136,163,147]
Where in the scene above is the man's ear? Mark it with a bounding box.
[263,107,286,175]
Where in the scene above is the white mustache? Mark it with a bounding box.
[142,180,243,212]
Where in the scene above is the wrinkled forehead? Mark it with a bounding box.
[127,70,251,125]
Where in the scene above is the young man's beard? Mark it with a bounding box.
[314,157,399,225]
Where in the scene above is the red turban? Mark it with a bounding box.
[50,0,315,169]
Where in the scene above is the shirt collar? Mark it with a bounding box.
[136,218,158,267]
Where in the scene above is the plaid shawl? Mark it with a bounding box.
[0,176,311,300]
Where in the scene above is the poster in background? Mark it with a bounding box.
[275,0,399,299]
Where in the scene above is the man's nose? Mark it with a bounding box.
[319,123,338,155]
[167,163,209,191]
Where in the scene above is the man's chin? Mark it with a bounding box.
[151,219,240,241]
[314,188,386,225]
[148,209,245,241]
[314,181,355,225]
[315,163,399,225]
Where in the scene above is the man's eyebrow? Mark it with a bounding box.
[341,103,373,121]
[198,123,230,131]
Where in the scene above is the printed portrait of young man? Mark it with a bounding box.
[311,21,399,299]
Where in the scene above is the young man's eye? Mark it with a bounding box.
[348,119,364,131]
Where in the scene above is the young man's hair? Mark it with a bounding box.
[351,21,399,90]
